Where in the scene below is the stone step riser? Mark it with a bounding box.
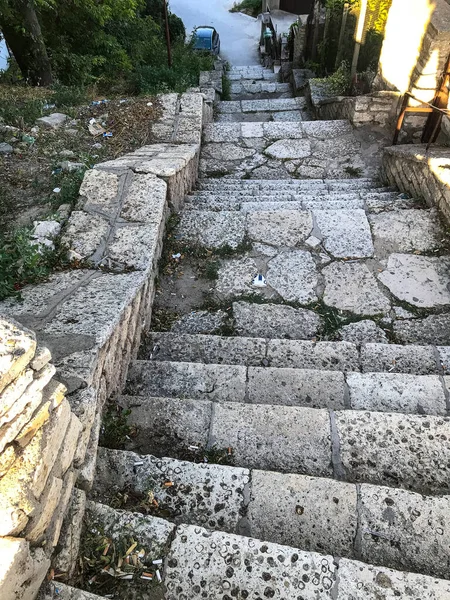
[119,395,450,496]
[125,360,449,416]
[218,99,306,113]
[183,199,366,211]
[92,447,450,580]
[197,183,394,193]
[77,503,450,599]
[146,333,445,376]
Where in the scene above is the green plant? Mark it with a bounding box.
[99,404,132,450]
[221,72,231,101]
[229,0,261,17]
[344,166,363,178]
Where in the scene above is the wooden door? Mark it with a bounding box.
[280,0,313,15]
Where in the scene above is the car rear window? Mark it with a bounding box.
[194,33,211,50]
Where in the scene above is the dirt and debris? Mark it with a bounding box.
[0,87,162,230]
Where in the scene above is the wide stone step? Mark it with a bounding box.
[197,178,390,191]
[229,81,292,99]
[145,333,443,375]
[228,66,278,81]
[219,98,306,113]
[183,197,366,211]
[125,360,448,415]
[92,447,450,580]
[76,501,450,599]
[119,395,450,495]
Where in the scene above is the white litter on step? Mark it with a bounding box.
[133,461,144,467]
[253,274,266,287]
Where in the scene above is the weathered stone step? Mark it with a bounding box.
[47,583,105,600]
[76,501,450,599]
[219,98,305,113]
[183,197,366,211]
[125,360,448,415]
[228,66,278,81]
[93,447,450,580]
[197,178,390,191]
[119,395,450,495]
[190,189,396,199]
[145,333,443,375]
[229,81,291,99]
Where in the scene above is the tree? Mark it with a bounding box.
[0,0,52,85]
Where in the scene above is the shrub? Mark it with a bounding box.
[229,0,262,17]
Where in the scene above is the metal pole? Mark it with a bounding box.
[163,0,172,68]
[350,0,368,83]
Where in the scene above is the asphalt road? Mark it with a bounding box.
[169,0,260,65]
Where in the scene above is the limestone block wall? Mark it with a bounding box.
[307,80,401,129]
[0,83,216,597]
[383,145,450,223]
[0,319,82,600]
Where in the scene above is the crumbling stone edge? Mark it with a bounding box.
[0,63,223,600]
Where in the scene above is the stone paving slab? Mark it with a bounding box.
[369,209,444,254]
[314,209,374,258]
[361,343,439,374]
[346,372,447,415]
[233,301,322,339]
[394,314,450,345]
[210,402,333,475]
[323,262,391,316]
[336,558,450,599]
[147,333,266,366]
[120,395,212,458]
[266,340,359,371]
[248,470,358,556]
[125,361,247,403]
[177,210,246,249]
[165,525,336,600]
[338,320,389,344]
[247,367,346,409]
[359,484,450,579]
[93,447,249,533]
[215,256,264,299]
[336,410,450,494]
[266,250,319,303]
[378,254,450,308]
[247,209,313,246]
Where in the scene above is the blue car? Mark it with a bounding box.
[192,26,221,56]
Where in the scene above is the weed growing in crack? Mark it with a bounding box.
[344,166,363,178]
[178,444,235,466]
[203,260,220,280]
[150,308,180,332]
[99,404,133,450]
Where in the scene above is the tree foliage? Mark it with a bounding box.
[0,0,202,91]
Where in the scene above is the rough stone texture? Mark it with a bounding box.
[210,402,332,476]
[248,471,357,556]
[336,558,450,599]
[47,583,105,600]
[264,138,312,159]
[247,367,346,409]
[215,256,260,299]
[359,484,450,579]
[233,301,321,339]
[361,343,438,374]
[267,340,359,371]
[125,360,246,403]
[148,332,266,366]
[0,319,36,394]
[378,254,450,308]
[339,320,389,344]
[247,210,313,246]
[314,209,374,258]
[165,525,337,600]
[346,372,447,415]
[171,310,227,335]
[394,314,450,345]
[0,537,50,600]
[177,211,246,249]
[266,250,318,303]
[438,346,450,374]
[323,262,391,316]
[93,447,249,533]
[121,396,212,458]
[53,488,86,577]
[336,410,450,494]
[369,209,444,254]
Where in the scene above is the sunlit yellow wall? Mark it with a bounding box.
[377,0,435,93]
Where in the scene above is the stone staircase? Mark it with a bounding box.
[55,65,450,599]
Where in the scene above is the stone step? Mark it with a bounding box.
[145,333,443,375]
[119,395,450,496]
[77,500,450,599]
[190,189,396,198]
[125,360,448,415]
[218,98,306,113]
[197,178,389,191]
[93,446,450,580]
[229,82,292,99]
[183,198,366,211]
[216,110,306,122]
[228,67,278,81]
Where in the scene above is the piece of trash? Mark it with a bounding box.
[52,168,62,175]
[53,188,61,193]
[92,101,101,106]
[22,134,35,145]
[156,569,162,583]
[141,573,153,580]
[188,445,199,451]
[103,132,113,138]
[88,118,106,136]
[118,574,134,580]
[134,461,144,467]
[43,103,56,110]
[152,559,163,565]
[125,542,138,556]
[137,549,146,559]
[120,99,128,104]
[163,481,174,488]
[397,192,410,199]
[172,253,181,259]
[147,102,153,107]
[253,274,266,287]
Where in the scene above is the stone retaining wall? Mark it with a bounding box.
[0,320,81,600]
[0,75,219,598]
[383,144,450,223]
[307,79,401,129]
